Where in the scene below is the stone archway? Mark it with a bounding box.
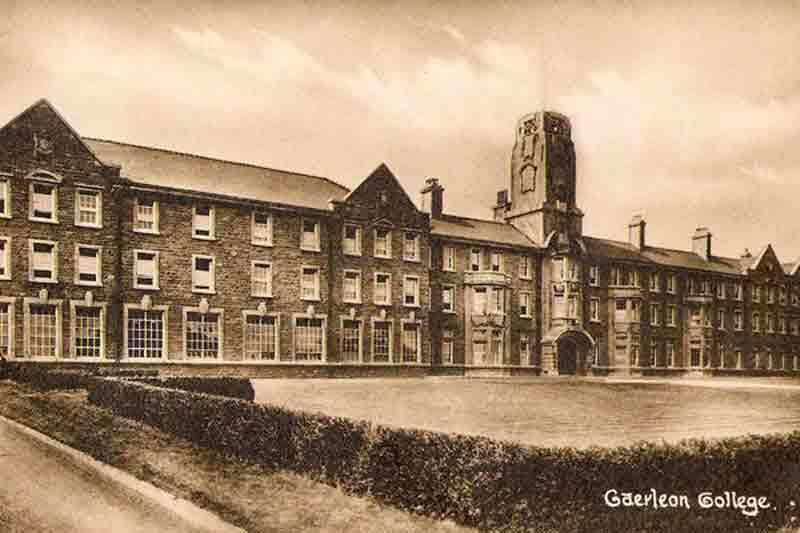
[557,337,578,375]
[543,327,595,376]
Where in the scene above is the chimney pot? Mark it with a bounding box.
[628,213,646,249]
[420,178,444,219]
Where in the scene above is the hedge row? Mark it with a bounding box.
[3,365,101,391]
[131,377,255,401]
[88,379,800,533]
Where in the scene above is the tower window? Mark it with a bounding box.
[521,165,536,193]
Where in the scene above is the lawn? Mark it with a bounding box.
[253,377,800,448]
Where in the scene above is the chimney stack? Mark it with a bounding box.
[692,227,712,261]
[420,178,444,219]
[628,213,646,249]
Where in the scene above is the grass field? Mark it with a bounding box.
[253,378,800,448]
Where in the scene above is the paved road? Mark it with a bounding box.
[0,417,230,533]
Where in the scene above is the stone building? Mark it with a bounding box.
[0,99,798,376]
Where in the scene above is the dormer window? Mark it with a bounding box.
[29,182,57,223]
[192,205,215,239]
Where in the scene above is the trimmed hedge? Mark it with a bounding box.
[5,365,100,391]
[88,378,800,533]
[131,377,254,401]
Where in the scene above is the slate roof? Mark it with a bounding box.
[84,138,349,210]
[431,214,537,248]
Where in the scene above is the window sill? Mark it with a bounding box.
[373,301,392,307]
[343,300,362,305]
[0,213,11,220]
[301,246,321,253]
[29,278,58,284]
[133,286,160,291]
[133,228,160,235]
[0,275,10,281]
[251,241,274,248]
[443,309,457,314]
[403,257,421,263]
[589,318,601,323]
[192,289,217,295]
[75,223,103,230]
[251,293,273,299]
[192,235,217,241]
[28,216,59,225]
[443,269,457,273]
[520,276,533,281]
[75,281,103,288]
[403,304,420,309]
[374,255,392,260]
[300,297,322,302]
[343,251,362,257]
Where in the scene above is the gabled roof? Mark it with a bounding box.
[84,138,349,210]
[432,214,537,249]
[582,236,748,275]
[342,163,419,212]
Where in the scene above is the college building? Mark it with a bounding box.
[0,99,799,377]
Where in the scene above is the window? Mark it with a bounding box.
[401,322,420,363]
[0,299,14,358]
[753,312,760,333]
[614,299,626,322]
[294,316,325,361]
[666,274,676,294]
[442,285,455,313]
[520,256,532,279]
[72,304,104,358]
[470,249,481,272]
[343,224,362,256]
[0,178,9,218]
[343,270,361,303]
[443,246,456,271]
[519,292,532,317]
[374,228,391,258]
[26,302,61,358]
[75,245,101,286]
[650,340,658,367]
[490,252,503,272]
[341,319,362,362]
[780,287,788,305]
[650,273,660,292]
[717,309,725,330]
[735,349,743,369]
[0,237,10,280]
[244,314,277,360]
[589,265,599,286]
[251,261,273,297]
[300,266,320,301]
[753,285,761,303]
[75,189,102,228]
[667,305,677,327]
[442,329,454,365]
[372,320,392,363]
[192,205,215,239]
[474,287,488,315]
[716,281,725,299]
[192,255,216,293]
[650,302,660,326]
[29,240,57,283]
[590,298,600,322]
[734,310,743,331]
[301,219,320,251]
[768,286,776,304]
[734,282,743,301]
[703,308,711,328]
[403,276,420,307]
[631,300,640,322]
[184,310,222,359]
[780,316,787,334]
[403,232,420,261]
[666,342,675,367]
[133,250,159,290]
[29,182,57,222]
[519,333,530,366]
[491,288,505,315]
[252,212,273,246]
[133,198,159,233]
[766,312,775,333]
[701,279,711,295]
[793,319,800,336]
[125,307,166,359]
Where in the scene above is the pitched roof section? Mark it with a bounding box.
[84,138,349,210]
[582,236,748,275]
[343,163,419,212]
[432,214,537,248]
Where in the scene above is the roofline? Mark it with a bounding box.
[83,136,350,194]
[430,232,539,251]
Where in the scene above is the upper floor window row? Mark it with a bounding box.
[468,248,505,273]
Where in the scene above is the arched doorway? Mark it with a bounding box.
[557,337,578,375]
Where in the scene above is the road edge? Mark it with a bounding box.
[0,414,247,533]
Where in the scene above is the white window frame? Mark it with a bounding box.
[442,329,455,365]
[301,218,321,252]
[74,187,103,229]
[123,303,169,360]
[650,272,660,292]
[666,274,676,294]
[251,211,273,247]
[442,284,456,313]
[28,239,58,284]
[519,292,532,318]
[590,297,600,322]
[133,197,160,234]
[23,296,63,359]
[242,310,280,361]
[28,180,59,224]
[374,227,392,258]
[343,269,362,304]
[520,255,533,280]
[490,251,503,273]
[753,312,761,333]
[0,175,11,219]
[70,300,106,359]
[734,310,744,331]
[371,318,394,363]
[292,312,327,362]
[251,260,273,298]
[300,265,321,301]
[133,249,160,290]
[192,204,216,240]
[343,223,362,256]
[717,281,725,299]
[0,297,16,358]
[443,246,456,272]
[74,244,102,287]
[667,305,677,327]
[191,255,216,294]
[650,302,660,326]
[403,275,420,307]
[589,265,599,286]
[734,282,743,301]
[374,272,392,306]
[470,249,482,272]
[182,306,224,360]
[0,236,10,281]
[400,319,422,364]
[340,317,363,363]
[519,332,531,366]
[402,231,420,262]
[717,308,725,330]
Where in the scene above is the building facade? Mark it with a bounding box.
[1,99,799,377]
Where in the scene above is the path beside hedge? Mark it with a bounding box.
[0,380,471,533]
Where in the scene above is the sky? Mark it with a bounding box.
[2,0,800,260]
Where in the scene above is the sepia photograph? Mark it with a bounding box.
[1,1,800,532]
